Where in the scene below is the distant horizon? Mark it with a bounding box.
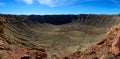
[0,13,120,15]
[0,12,120,15]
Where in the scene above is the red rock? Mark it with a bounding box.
[80,54,88,59]
[111,31,120,55]
[0,46,4,50]
[0,40,4,46]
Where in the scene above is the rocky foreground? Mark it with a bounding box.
[0,19,47,59]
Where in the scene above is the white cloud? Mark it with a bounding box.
[23,0,33,4]
[17,0,33,4]
[38,0,101,7]
[16,0,99,7]
[37,0,101,7]
[38,0,54,7]
[17,0,77,7]
[38,0,77,7]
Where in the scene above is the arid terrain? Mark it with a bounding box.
[0,14,120,59]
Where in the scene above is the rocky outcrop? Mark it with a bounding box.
[0,47,47,59]
[106,24,120,56]
[111,31,120,55]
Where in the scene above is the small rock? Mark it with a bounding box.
[96,39,106,45]
[0,46,4,50]
[21,56,31,59]
[100,54,116,59]
[51,55,59,59]
[63,57,69,59]
[89,55,98,59]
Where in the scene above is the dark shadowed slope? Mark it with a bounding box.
[0,14,120,57]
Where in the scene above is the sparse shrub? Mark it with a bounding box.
[63,57,69,59]
[0,54,3,59]
[0,54,12,59]
[89,56,99,59]
[21,56,31,59]
[36,56,42,59]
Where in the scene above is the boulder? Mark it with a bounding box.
[111,31,120,55]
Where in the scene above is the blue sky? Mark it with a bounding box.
[0,0,120,15]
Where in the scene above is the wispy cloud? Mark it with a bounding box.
[17,0,33,4]
[0,2,5,6]
[111,0,120,6]
[38,0,77,7]
[37,0,100,7]
[111,0,119,4]
[38,0,54,7]
[23,0,33,4]
[16,0,77,7]
[16,0,99,7]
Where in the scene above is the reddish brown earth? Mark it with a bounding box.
[0,45,47,59]
[0,18,47,59]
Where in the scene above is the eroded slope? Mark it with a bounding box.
[0,14,120,57]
